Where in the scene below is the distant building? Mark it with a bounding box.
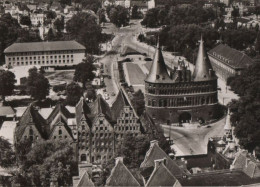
[145,37,219,124]
[208,44,254,82]
[30,13,45,26]
[4,41,86,70]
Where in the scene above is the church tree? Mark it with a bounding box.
[73,55,96,88]
[27,67,50,101]
[66,12,102,54]
[0,70,16,101]
[228,63,260,151]
[13,140,77,186]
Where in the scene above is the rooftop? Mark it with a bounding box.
[4,40,85,53]
[208,44,254,69]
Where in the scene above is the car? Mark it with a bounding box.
[104,92,109,97]
[105,96,110,100]
[111,92,116,96]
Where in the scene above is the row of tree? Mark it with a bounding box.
[228,63,260,151]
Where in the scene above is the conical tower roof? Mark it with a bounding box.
[145,40,172,83]
[193,36,216,81]
[224,108,232,130]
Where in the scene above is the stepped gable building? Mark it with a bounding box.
[76,89,141,164]
[14,103,75,143]
[144,37,218,124]
[105,157,142,187]
[208,44,254,82]
[4,41,85,70]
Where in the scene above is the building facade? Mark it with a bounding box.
[208,44,254,82]
[145,38,219,124]
[76,89,141,164]
[4,41,85,69]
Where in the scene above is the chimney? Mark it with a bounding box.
[150,140,159,148]
[115,157,124,165]
[78,163,92,177]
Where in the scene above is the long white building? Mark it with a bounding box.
[4,41,86,69]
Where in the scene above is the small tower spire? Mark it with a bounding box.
[193,35,216,81]
[145,38,172,83]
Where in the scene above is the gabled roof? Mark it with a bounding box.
[208,44,254,69]
[111,89,139,120]
[15,104,47,140]
[106,157,141,187]
[46,103,73,125]
[146,159,180,187]
[140,140,183,177]
[76,171,95,187]
[48,119,74,140]
[75,97,91,126]
[88,95,112,121]
[4,41,85,53]
[193,36,216,82]
[145,41,172,83]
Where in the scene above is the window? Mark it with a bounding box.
[59,129,62,135]
[100,120,103,124]
[82,125,85,130]
[100,127,103,130]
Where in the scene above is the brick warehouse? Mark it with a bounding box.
[144,37,220,124]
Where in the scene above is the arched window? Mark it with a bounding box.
[81,154,87,162]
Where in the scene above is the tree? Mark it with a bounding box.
[131,5,140,19]
[20,15,31,26]
[27,67,50,101]
[73,56,96,87]
[0,70,16,101]
[0,137,15,168]
[66,12,102,54]
[53,17,64,32]
[97,8,106,24]
[131,89,145,116]
[117,133,150,169]
[228,63,260,151]
[108,6,129,27]
[46,11,57,20]
[13,140,77,186]
[45,28,55,41]
[66,81,83,106]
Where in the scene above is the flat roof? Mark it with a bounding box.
[4,40,86,53]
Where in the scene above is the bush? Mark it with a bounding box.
[53,84,67,93]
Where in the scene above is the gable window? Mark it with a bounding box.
[59,129,62,135]
[100,120,103,124]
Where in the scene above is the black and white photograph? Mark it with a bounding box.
[0,0,259,186]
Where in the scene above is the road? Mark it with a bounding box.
[100,20,237,156]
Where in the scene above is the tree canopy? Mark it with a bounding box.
[0,137,15,168]
[27,67,50,101]
[66,12,102,54]
[19,15,31,26]
[66,81,83,106]
[131,89,145,116]
[73,56,96,87]
[107,5,129,27]
[0,70,16,101]
[228,63,260,151]
[13,139,77,186]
